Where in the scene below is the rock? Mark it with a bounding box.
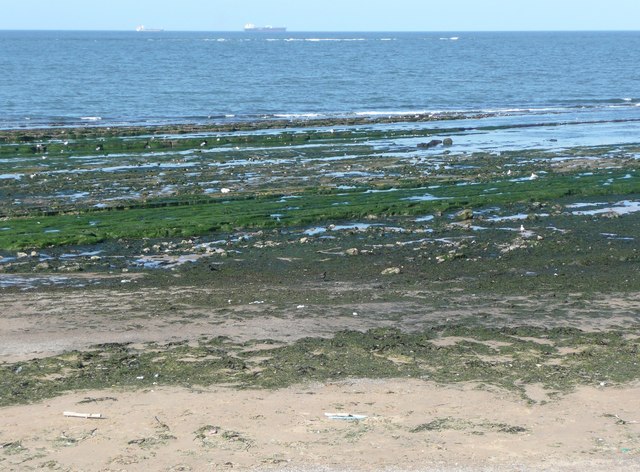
[345,248,359,256]
[456,208,474,221]
[17,252,28,259]
[442,137,453,146]
[299,237,309,244]
[35,262,50,270]
[381,267,401,275]
[417,139,443,149]
[60,263,82,272]
[30,251,38,258]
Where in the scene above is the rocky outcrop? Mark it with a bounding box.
[417,139,443,149]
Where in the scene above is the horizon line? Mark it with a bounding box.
[0,28,639,33]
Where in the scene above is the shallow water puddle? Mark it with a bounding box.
[304,222,387,236]
[569,200,640,216]
[0,275,93,290]
[135,253,205,269]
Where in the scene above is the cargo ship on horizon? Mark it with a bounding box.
[244,23,287,32]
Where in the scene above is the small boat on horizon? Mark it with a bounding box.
[244,23,287,32]
[136,25,164,33]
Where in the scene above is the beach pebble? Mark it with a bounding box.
[381,267,401,275]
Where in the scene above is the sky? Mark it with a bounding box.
[1,0,639,32]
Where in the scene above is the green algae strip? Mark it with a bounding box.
[2,326,639,407]
[1,170,638,250]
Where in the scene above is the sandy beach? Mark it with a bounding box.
[2,379,640,471]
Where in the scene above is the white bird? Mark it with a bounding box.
[530,172,539,180]
[520,224,525,232]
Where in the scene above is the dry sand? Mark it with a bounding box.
[2,379,640,471]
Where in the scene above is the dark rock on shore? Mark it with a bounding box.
[417,139,443,149]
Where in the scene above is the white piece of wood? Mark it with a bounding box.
[63,411,103,419]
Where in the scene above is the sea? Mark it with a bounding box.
[1,30,640,132]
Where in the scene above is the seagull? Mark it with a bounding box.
[530,172,539,180]
[96,144,103,151]
[520,224,525,232]
[200,140,208,147]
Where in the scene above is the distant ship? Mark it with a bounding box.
[136,25,164,32]
[244,23,287,32]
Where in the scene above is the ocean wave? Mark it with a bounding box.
[557,98,638,106]
[272,113,325,119]
[283,38,367,42]
[2,101,640,131]
[354,110,430,117]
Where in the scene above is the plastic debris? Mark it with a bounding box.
[324,413,367,421]
[64,411,103,419]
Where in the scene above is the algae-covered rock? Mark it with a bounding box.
[456,209,473,221]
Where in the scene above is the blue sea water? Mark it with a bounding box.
[0,30,640,129]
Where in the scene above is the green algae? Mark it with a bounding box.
[410,418,527,434]
[2,326,639,407]
[1,168,637,250]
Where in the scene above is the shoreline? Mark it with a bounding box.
[0,111,492,139]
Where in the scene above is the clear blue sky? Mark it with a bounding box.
[1,0,639,31]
